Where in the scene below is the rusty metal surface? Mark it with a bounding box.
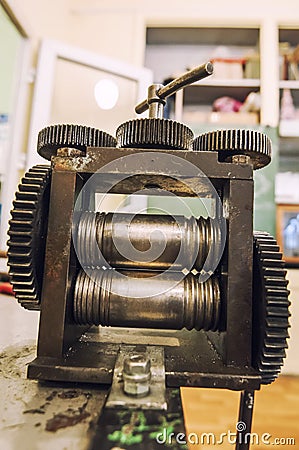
[0,338,108,450]
[25,147,261,392]
[28,328,262,391]
[220,179,254,366]
[36,171,88,358]
[52,147,253,181]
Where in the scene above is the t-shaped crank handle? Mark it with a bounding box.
[135,61,213,118]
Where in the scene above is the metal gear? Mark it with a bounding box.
[37,124,116,160]
[193,129,271,169]
[252,232,290,384]
[7,165,51,310]
[116,118,193,150]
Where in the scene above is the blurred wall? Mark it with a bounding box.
[6,0,299,67]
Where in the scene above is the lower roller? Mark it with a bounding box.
[73,269,221,331]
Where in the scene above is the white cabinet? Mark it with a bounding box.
[279,28,299,137]
[145,26,263,128]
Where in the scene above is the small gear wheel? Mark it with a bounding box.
[252,232,291,384]
[116,118,193,150]
[193,129,271,169]
[7,165,51,310]
[37,124,116,160]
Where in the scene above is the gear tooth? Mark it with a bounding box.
[267,298,291,307]
[7,249,33,258]
[7,261,33,270]
[258,362,281,372]
[6,240,32,249]
[9,270,34,278]
[13,285,37,294]
[263,348,286,358]
[253,232,290,384]
[264,338,288,349]
[265,276,289,288]
[259,243,280,252]
[11,209,35,219]
[266,288,290,298]
[267,329,290,339]
[266,289,290,300]
[266,306,291,318]
[7,230,32,238]
[259,250,282,260]
[266,316,290,328]
[263,266,287,277]
[193,129,271,169]
[23,179,44,189]
[260,356,283,366]
[7,165,51,310]
[13,281,36,290]
[116,118,193,150]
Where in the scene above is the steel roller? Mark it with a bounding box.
[73,269,221,331]
[75,211,221,272]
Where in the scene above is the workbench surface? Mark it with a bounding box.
[0,294,107,450]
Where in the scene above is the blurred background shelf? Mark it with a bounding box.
[279,80,299,89]
[145,25,262,131]
[195,78,260,87]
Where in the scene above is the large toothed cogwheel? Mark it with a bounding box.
[193,129,272,169]
[116,118,193,150]
[7,165,51,310]
[252,232,291,384]
[37,124,117,160]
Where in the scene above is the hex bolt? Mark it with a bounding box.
[123,354,151,397]
[231,154,251,164]
[56,147,84,157]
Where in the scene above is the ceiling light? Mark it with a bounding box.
[94,79,119,110]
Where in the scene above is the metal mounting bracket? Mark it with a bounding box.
[105,345,167,411]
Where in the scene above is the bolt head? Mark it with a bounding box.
[123,354,151,397]
[123,354,151,376]
[231,154,250,164]
[57,147,83,157]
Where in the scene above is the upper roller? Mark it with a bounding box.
[37,124,116,160]
[193,129,271,169]
[75,211,220,273]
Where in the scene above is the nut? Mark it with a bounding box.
[57,147,84,157]
[123,354,151,397]
[231,154,250,164]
